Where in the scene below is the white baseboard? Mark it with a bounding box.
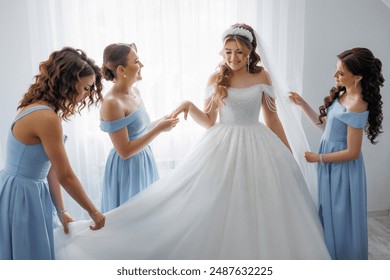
[368,209,390,218]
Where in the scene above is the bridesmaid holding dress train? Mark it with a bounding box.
[0,47,105,259]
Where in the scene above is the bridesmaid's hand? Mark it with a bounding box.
[89,210,106,231]
[289,91,304,106]
[58,211,75,234]
[304,151,320,163]
[156,115,180,132]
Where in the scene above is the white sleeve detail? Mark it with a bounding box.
[261,84,276,99]
[261,85,277,112]
[264,94,277,112]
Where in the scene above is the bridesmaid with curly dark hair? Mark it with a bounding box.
[290,47,385,259]
[0,47,106,259]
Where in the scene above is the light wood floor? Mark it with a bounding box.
[368,210,390,260]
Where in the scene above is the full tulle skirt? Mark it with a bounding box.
[55,123,330,260]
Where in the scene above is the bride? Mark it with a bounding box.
[54,23,330,260]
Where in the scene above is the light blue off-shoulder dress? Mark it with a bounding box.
[100,102,159,212]
[317,98,369,260]
[0,106,55,259]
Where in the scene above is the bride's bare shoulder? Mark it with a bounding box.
[254,69,272,86]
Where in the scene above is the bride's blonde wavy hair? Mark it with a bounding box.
[205,23,263,112]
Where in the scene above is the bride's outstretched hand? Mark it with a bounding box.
[171,101,193,120]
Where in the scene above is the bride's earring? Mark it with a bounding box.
[247,55,250,72]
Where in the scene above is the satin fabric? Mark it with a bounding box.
[318,98,369,260]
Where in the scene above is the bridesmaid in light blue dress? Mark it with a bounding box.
[290,48,384,259]
[0,106,56,259]
[0,47,105,259]
[100,43,179,212]
[317,99,369,259]
[100,103,160,211]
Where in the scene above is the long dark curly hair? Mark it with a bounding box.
[319,48,384,144]
[211,23,264,105]
[18,47,103,120]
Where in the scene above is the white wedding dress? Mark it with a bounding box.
[54,84,330,259]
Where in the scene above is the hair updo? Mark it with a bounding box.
[102,43,135,81]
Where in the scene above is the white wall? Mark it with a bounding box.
[303,0,390,212]
[0,0,32,161]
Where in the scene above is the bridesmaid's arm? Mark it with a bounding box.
[101,98,179,160]
[289,91,326,131]
[305,126,364,163]
[47,167,74,234]
[36,112,105,230]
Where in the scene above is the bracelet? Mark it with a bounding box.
[58,209,67,215]
[319,154,323,164]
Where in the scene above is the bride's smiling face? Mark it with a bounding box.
[224,40,249,71]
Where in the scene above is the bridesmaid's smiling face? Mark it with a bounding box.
[122,46,144,83]
[333,59,362,88]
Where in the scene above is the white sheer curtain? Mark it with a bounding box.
[0,141,3,170]
[26,0,307,219]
